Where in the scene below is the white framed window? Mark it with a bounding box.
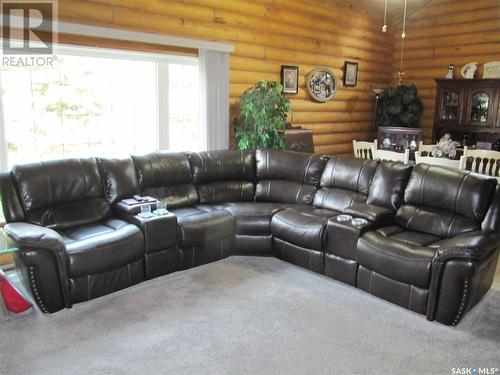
[0,44,202,169]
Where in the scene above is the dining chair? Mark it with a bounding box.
[459,149,500,181]
[418,141,435,156]
[353,140,377,159]
[414,151,461,169]
[371,146,410,165]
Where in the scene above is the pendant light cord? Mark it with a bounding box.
[382,0,388,32]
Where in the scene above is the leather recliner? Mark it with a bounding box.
[357,164,499,323]
[2,158,145,313]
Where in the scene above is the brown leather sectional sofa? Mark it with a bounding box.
[1,149,499,325]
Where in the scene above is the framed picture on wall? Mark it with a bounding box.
[281,65,299,94]
[343,61,359,87]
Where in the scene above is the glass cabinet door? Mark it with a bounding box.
[464,88,495,127]
[441,91,459,120]
[469,90,490,123]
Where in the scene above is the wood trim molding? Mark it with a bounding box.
[7,15,235,53]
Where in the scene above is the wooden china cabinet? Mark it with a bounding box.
[433,79,500,147]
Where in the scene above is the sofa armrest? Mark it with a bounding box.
[114,201,156,215]
[427,231,500,325]
[433,231,499,262]
[344,204,395,225]
[3,222,71,312]
[112,205,178,253]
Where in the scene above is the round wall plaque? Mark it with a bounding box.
[306,67,339,103]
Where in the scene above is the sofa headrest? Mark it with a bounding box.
[131,151,192,189]
[11,158,109,229]
[96,157,140,204]
[189,150,254,183]
[255,149,328,186]
[367,161,413,211]
[319,156,378,194]
[404,164,496,222]
[12,158,104,213]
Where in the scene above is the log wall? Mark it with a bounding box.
[57,0,394,154]
[393,0,500,143]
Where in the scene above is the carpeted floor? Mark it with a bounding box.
[1,256,499,375]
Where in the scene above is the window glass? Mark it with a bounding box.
[1,53,158,167]
[168,63,201,151]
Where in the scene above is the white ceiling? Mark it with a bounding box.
[308,0,430,23]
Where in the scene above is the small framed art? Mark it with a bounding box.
[343,61,359,87]
[281,65,299,94]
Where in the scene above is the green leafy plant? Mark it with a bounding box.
[376,84,424,127]
[235,80,291,150]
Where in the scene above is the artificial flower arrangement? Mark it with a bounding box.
[432,133,460,158]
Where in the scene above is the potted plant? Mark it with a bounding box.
[235,80,291,150]
[375,84,424,150]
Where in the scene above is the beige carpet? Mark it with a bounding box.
[1,256,499,375]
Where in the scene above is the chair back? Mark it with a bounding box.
[415,151,460,169]
[460,149,500,182]
[371,146,410,165]
[418,141,435,156]
[353,140,377,159]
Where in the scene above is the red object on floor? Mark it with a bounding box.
[0,273,32,313]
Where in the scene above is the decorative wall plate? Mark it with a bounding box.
[483,61,500,78]
[306,67,339,102]
[461,62,478,79]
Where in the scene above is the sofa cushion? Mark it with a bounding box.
[256,180,317,205]
[396,164,497,238]
[62,218,144,278]
[131,151,198,209]
[314,156,378,212]
[255,150,328,204]
[171,208,234,247]
[357,226,439,288]
[196,181,255,203]
[96,157,140,204]
[12,158,109,230]
[223,202,308,236]
[271,207,339,251]
[367,161,412,211]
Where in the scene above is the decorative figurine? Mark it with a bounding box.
[461,62,478,79]
[445,65,454,79]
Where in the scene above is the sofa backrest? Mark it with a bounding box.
[396,164,497,238]
[366,161,413,211]
[255,149,328,204]
[131,151,198,209]
[314,156,378,212]
[482,185,500,234]
[10,158,109,230]
[189,150,255,203]
[0,172,26,223]
[96,157,140,204]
